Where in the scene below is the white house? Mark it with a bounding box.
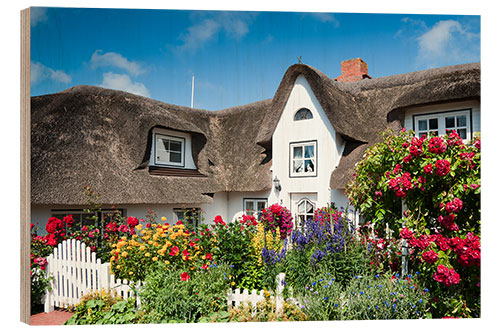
[30,58,480,233]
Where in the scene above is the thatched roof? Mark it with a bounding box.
[31,62,480,205]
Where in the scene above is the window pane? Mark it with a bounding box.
[304,159,314,172]
[293,160,304,173]
[430,130,438,137]
[418,120,427,131]
[458,128,467,139]
[170,141,182,152]
[445,117,455,128]
[306,201,314,213]
[457,115,467,127]
[298,201,305,213]
[170,152,182,163]
[161,139,169,151]
[293,146,302,159]
[304,145,314,158]
[257,201,266,212]
[429,118,438,130]
[418,132,427,138]
[245,201,254,212]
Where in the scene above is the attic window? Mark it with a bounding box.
[154,133,185,167]
[294,108,313,121]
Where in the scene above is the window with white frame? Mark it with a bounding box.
[414,109,471,140]
[174,208,201,231]
[51,208,126,231]
[154,133,185,167]
[243,199,267,220]
[290,141,317,177]
[296,198,315,230]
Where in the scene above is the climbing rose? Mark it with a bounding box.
[424,164,433,174]
[400,227,413,240]
[422,250,439,264]
[445,198,463,213]
[435,159,450,177]
[429,137,447,154]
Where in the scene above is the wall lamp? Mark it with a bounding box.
[273,176,282,192]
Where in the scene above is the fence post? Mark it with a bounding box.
[100,263,111,291]
[275,272,285,314]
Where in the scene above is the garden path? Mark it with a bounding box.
[30,309,73,325]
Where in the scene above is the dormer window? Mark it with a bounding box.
[294,108,313,121]
[154,133,185,167]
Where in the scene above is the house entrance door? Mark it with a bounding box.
[290,193,317,230]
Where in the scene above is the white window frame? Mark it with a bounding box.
[413,109,472,141]
[296,198,316,230]
[243,198,267,220]
[154,133,185,167]
[290,140,317,177]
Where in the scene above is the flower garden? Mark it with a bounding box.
[30,130,480,323]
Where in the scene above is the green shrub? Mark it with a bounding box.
[228,298,308,322]
[65,289,141,325]
[139,263,230,323]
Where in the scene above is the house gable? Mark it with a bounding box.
[269,74,345,209]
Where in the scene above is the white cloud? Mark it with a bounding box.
[177,12,257,51]
[100,72,150,97]
[90,50,145,76]
[416,20,479,67]
[30,7,48,27]
[31,62,71,84]
[308,12,340,27]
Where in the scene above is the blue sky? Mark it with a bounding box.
[30,7,480,111]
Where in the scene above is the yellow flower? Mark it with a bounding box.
[136,224,143,231]
[139,245,146,251]
[164,260,170,265]
[145,252,151,257]
[129,271,134,275]
[161,216,167,222]
[148,240,153,245]
[231,281,235,286]
[152,257,158,261]
[121,251,128,257]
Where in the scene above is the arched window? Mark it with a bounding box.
[296,198,315,230]
[294,108,313,121]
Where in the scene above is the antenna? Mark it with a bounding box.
[191,73,195,108]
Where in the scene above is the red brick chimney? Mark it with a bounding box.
[335,58,372,82]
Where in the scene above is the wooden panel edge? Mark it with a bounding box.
[20,7,31,325]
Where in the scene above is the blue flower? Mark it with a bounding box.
[393,304,397,309]
[324,296,328,300]
[312,282,316,286]
[416,271,420,275]
[319,279,323,282]
[324,285,328,289]
[334,304,338,307]
[378,285,383,288]
[375,305,379,309]
[424,288,429,293]
[408,274,413,278]
[395,273,400,278]
[419,298,422,304]
[355,276,359,279]
[410,286,415,289]
[326,272,330,276]
[331,278,335,281]
[360,291,364,295]
[375,274,379,278]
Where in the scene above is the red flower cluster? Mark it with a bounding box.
[180,271,190,281]
[423,163,433,174]
[450,232,480,267]
[459,152,476,168]
[422,250,439,264]
[388,172,414,197]
[433,264,460,286]
[429,137,447,154]
[127,216,139,228]
[239,214,258,227]
[445,198,463,213]
[446,131,464,147]
[438,214,458,231]
[400,227,413,240]
[435,159,451,177]
[214,215,226,226]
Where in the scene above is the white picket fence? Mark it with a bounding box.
[226,273,286,313]
[43,239,140,312]
[43,239,288,314]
